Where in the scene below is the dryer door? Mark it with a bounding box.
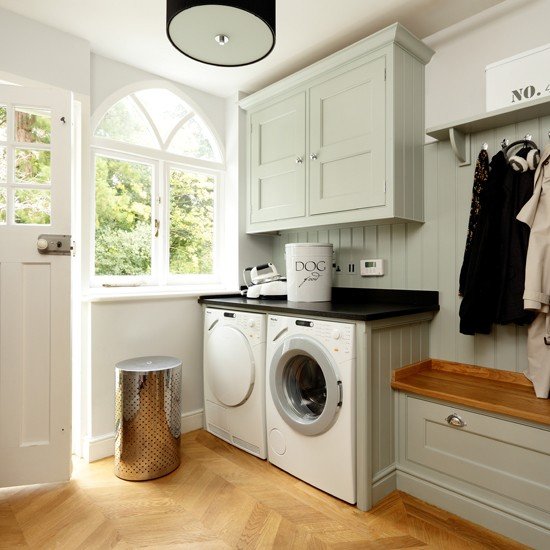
[206,326,255,407]
[269,335,341,436]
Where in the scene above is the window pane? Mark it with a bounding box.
[0,105,6,141]
[169,168,214,275]
[14,188,51,224]
[95,156,153,276]
[15,107,51,144]
[94,96,158,149]
[134,89,190,143]
[15,148,51,184]
[0,146,6,182]
[168,117,219,161]
[0,187,6,224]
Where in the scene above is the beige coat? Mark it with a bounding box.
[517,143,550,398]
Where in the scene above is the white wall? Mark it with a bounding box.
[424,0,550,128]
[0,7,89,94]
[87,297,204,458]
[91,54,226,141]
[225,93,274,278]
[85,57,271,460]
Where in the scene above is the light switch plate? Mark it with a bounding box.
[360,259,384,276]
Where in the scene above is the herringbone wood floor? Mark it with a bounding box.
[0,430,526,549]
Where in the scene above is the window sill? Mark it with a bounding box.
[81,284,240,303]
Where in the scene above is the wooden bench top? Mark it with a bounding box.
[391,359,550,427]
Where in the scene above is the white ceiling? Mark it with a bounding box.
[0,0,504,98]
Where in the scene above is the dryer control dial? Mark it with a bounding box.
[331,329,341,340]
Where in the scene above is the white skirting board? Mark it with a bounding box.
[397,470,550,549]
[83,409,204,463]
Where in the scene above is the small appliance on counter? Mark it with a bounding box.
[285,243,333,302]
[242,263,287,299]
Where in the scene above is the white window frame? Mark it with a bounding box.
[89,82,227,292]
[164,161,223,286]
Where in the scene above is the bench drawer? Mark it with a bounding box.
[405,396,550,512]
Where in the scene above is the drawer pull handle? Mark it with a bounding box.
[446,413,466,428]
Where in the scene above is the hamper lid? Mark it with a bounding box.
[285,242,333,248]
[115,355,182,372]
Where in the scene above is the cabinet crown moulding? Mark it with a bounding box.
[239,22,434,111]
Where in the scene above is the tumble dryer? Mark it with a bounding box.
[203,308,267,458]
[266,314,356,503]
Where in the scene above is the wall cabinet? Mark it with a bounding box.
[241,24,434,234]
[250,93,306,224]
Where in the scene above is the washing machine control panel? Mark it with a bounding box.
[268,315,355,359]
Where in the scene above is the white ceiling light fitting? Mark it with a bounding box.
[166,1,276,67]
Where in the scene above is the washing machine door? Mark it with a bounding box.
[206,325,255,407]
[269,335,342,436]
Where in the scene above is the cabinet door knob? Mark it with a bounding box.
[445,413,466,428]
[295,156,303,164]
[309,153,318,161]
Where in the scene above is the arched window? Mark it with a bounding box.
[91,86,224,287]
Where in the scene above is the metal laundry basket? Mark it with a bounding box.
[114,356,182,481]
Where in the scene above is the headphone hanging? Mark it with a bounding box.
[527,148,540,170]
[509,155,528,172]
[504,139,540,172]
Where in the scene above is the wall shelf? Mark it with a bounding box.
[426,95,550,165]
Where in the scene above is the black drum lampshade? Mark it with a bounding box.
[166,1,276,67]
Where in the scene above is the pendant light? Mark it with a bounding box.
[166,1,276,67]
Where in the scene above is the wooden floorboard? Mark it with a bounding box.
[0,430,527,549]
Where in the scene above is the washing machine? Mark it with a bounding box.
[203,308,267,458]
[266,314,356,503]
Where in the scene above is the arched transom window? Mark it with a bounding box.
[92,87,224,288]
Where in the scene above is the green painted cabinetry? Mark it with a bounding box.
[396,394,550,548]
[241,23,434,234]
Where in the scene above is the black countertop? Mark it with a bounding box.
[198,288,439,321]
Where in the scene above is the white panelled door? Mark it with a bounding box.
[0,85,72,487]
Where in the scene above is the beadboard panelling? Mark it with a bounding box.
[371,320,431,476]
[272,115,550,373]
[393,47,425,221]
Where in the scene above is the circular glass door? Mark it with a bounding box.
[270,336,341,436]
[206,325,255,406]
[283,355,327,420]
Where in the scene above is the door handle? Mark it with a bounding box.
[154,219,160,237]
[37,234,72,255]
[337,380,343,407]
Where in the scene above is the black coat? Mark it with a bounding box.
[460,149,536,334]
[495,147,536,325]
[460,152,508,335]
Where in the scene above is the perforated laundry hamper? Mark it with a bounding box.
[114,356,182,481]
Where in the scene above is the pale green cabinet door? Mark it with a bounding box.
[250,93,306,224]
[309,57,386,215]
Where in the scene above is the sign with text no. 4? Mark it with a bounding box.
[486,43,550,111]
